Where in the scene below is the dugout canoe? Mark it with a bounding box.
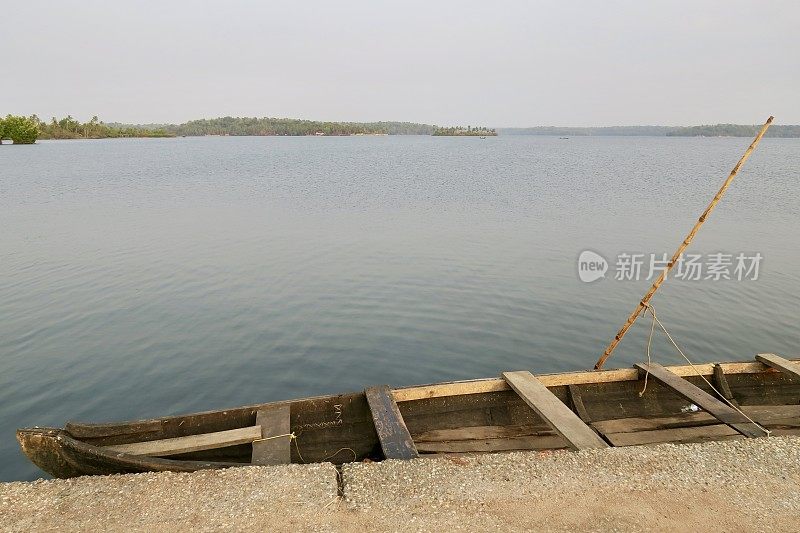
[17,353,800,478]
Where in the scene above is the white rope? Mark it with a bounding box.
[640,304,770,436]
[252,432,296,443]
[252,431,307,463]
[639,304,656,397]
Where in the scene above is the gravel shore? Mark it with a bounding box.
[3,437,799,532]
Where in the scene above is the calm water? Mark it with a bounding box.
[1,135,798,480]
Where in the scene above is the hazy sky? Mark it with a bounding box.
[4,1,798,126]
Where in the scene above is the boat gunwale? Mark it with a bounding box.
[17,355,799,477]
[390,359,793,402]
[57,358,796,436]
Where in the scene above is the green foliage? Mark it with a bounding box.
[665,124,800,138]
[500,124,800,137]
[161,117,433,136]
[37,115,173,139]
[0,115,40,144]
[32,115,433,138]
[432,125,497,136]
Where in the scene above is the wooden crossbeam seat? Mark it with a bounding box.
[98,356,800,461]
[104,426,263,457]
[399,357,800,454]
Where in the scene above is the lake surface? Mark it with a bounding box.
[1,135,798,480]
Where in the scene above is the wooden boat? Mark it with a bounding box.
[17,353,800,478]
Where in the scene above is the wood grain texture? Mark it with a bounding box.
[414,424,553,441]
[605,424,742,447]
[66,420,163,439]
[416,435,566,453]
[365,385,418,460]
[756,353,800,381]
[502,371,607,450]
[713,364,739,407]
[592,412,718,434]
[252,405,291,465]
[103,426,262,457]
[568,384,591,423]
[391,359,800,403]
[635,363,768,438]
[593,404,800,435]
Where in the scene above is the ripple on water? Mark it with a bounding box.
[1,136,799,480]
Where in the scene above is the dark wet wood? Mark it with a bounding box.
[634,363,768,438]
[398,389,558,437]
[713,364,739,407]
[593,412,718,434]
[593,404,800,435]
[60,432,244,477]
[414,424,555,441]
[605,425,742,446]
[66,420,163,439]
[756,353,800,381]
[568,384,592,423]
[252,405,291,465]
[16,428,84,479]
[416,435,566,453]
[18,358,800,478]
[503,371,607,450]
[722,371,800,406]
[413,423,567,453]
[745,405,800,427]
[365,385,418,460]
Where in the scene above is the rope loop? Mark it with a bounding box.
[638,303,771,436]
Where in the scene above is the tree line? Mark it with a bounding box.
[0,114,438,143]
[499,124,800,137]
[6,114,798,144]
[0,114,173,144]
[0,115,40,144]
[38,115,172,139]
[432,125,497,136]
[665,124,800,137]
[165,117,434,136]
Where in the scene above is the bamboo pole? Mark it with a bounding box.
[594,116,774,370]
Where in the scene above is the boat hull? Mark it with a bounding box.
[17,356,800,479]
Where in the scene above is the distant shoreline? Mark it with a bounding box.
[9,114,800,142]
[498,124,800,138]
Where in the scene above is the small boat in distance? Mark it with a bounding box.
[17,353,800,478]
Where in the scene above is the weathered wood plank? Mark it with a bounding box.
[398,389,560,437]
[252,405,291,465]
[713,364,739,407]
[502,371,608,450]
[66,420,163,439]
[567,385,591,423]
[723,372,800,407]
[103,426,262,457]
[769,428,800,437]
[593,404,800,435]
[593,412,718,434]
[392,359,800,403]
[365,385,418,460]
[414,424,557,442]
[756,353,800,381]
[744,405,800,427]
[605,424,742,447]
[634,363,768,438]
[416,435,567,453]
